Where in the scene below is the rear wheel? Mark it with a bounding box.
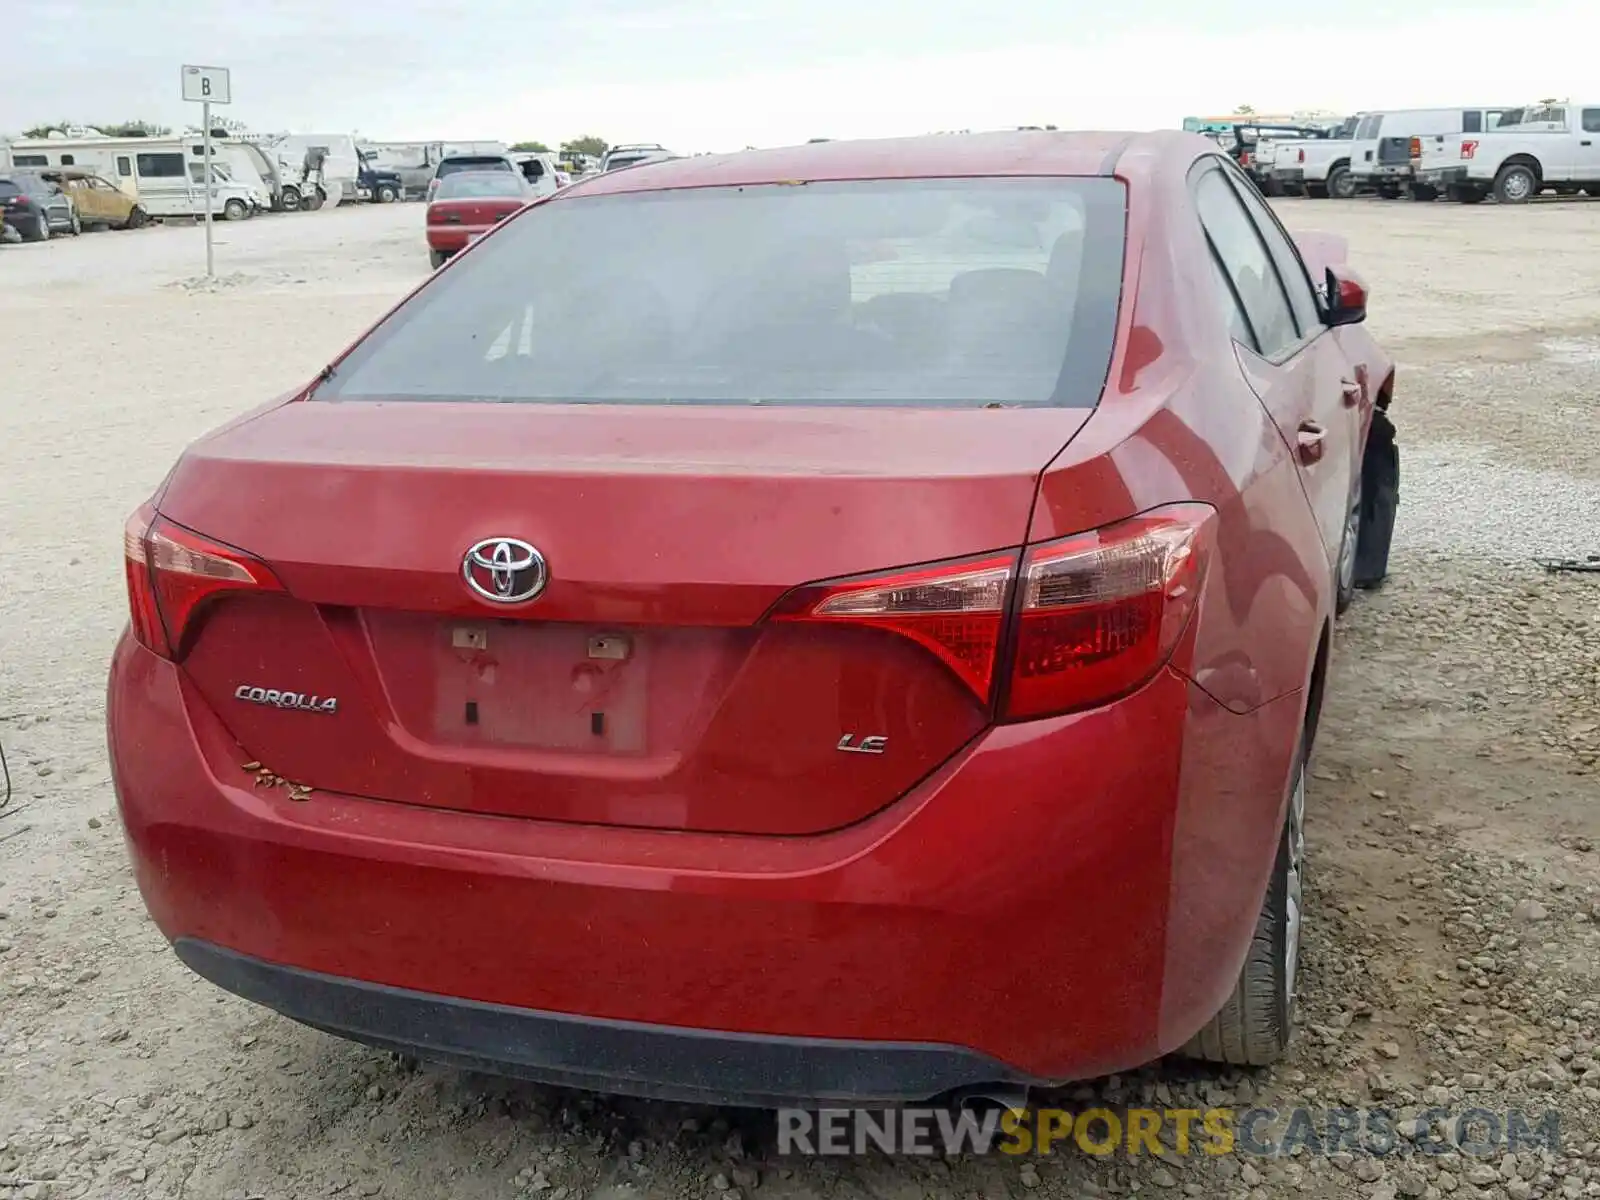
[1493,162,1538,204]
[223,198,248,222]
[127,206,148,229]
[377,184,398,203]
[1326,165,1356,200]
[280,186,303,212]
[69,210,82,235]
[1408,183,1438,202]
[429,249,449,269]
[1377,183,1403,200]
[28,215,50,242]
[1305,182,1329,199]
[1181,740,1305,1066]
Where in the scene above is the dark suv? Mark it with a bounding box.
[426,155,515,202]
[0,172,79,241]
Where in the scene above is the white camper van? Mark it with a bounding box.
[4,134,266,219]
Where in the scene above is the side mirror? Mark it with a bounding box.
[1323,267,1368,327]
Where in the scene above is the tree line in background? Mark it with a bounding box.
[512,136,610,159]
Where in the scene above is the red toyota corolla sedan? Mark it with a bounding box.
[110,131,1399,1107]
[425,169,535,269]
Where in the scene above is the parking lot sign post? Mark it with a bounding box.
[181,65,231,278]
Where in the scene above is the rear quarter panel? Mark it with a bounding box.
[1027,143,1327,1056]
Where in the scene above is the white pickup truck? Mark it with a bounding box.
[1263,116,1362,198]
[1413,103,1600,203]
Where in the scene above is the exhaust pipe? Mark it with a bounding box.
[951,1085,1031,1113]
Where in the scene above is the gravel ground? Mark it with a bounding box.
[1,196,1599,1200]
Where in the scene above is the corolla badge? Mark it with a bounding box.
[462,537,548,604]
[234,685,338,714]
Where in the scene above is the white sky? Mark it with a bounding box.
[3,0,1595,152]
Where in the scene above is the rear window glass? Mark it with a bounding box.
[439,158,510,177]
[318,177,1127,409]
[437,172,531,199]
[1355,114,1383,139]
[0,180,21,197]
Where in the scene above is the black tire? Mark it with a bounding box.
[1450,185,1487,204]
[223,198,248,222]
[1408,183,1438,202]
[1326,165,1355,200]
[1585,187,1600,198]
[1493,162,1538,204]
[429,249,449,269]
[127,207,148,229]
[1181,740,1305,1067]
[69,211,82,235]
[1353,410,1399,590]
[378,184,397,203]
[1377,184,1403,200]
[1305,182,1329,199]
[1262,176,1285,198]
[281,186,302,213]
[305,187,326,212]
[28,215,49,242]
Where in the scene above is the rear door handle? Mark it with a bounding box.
[1341,377,1363,407]
[1296,421,1327,464]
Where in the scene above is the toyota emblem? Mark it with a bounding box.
[462,538,548,604]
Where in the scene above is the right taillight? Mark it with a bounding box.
[767,503,1216,721]
[1002,504,1216,721]
[1461,140,1478,160]
[123,504,283,660]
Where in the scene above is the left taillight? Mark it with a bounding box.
[123,504,283,660]
[767,503,1216,722]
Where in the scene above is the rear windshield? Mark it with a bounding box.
[439,157,511,177]
[1355,114,1383,139]
[437,172,530,199]
[319,177,1127,409]
[0,181,20,197]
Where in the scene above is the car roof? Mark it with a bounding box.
[569,130,1187,197]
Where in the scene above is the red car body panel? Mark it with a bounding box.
[110,129,1395,1100]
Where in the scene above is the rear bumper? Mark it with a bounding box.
[1269,167,1305,184]
[175,939,1024,1106]
[1356,163,1413,182]
[1417,166,1471,186]
[109,632,1302,1104]
[426,226,498,252]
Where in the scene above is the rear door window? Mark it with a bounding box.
[1584,109,1600,133]
[1193,166,1300,358]
[1219,165,1322,336]
[319,177,1129,409]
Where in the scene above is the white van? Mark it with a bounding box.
[1350,107,1514,198]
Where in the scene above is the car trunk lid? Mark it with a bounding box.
[158,400,1093,835]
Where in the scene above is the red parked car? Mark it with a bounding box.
[110,131,1398,1106]
[425,169,535,269]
